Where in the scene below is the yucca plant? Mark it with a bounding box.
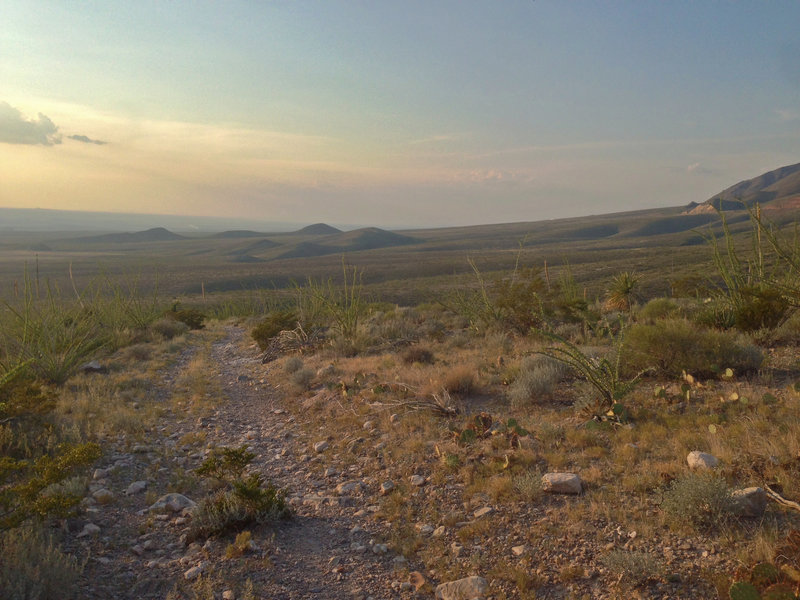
[539,326,649,416]
[604,271,640,314]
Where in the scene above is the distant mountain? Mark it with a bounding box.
[276,227,417,260]
[689,161,800,213]
[211,230,268,239]
[73,227,185,243]
[296,223,341,235]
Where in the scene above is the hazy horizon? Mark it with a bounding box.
[2,2,799,228]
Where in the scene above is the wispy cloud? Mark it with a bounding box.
[775,108,800,121]
[68,134,107,145]
[0,101,61,145]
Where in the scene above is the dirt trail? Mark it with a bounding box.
[69,326,410,600]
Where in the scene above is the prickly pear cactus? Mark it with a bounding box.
[729,581,761,600]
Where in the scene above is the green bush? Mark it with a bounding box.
[251,310,298,351]
[624,318,762,378]
[0,524,82,599]
[165,308,206,330]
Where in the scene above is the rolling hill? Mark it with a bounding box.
[688,161,800,213]
[71,227,186,244]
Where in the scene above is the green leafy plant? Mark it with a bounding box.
[450,413,530,448]
[539,326,648,417]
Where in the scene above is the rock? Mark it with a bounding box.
[336,481,361,495]
[450,542,463,557]
[511,545,527,556]
[79,360,107,374]
[126,481,148,495]
[93,468,110,480]
[149,493,197,514]
[183,566,203,580]
[687,451,719,470]
[92,488,114,504]
[324,467,338,478]
[730,487,767,518]
[390,413,399,423]
[435,576,488,600]
[541,472,582,495]
[363,420,375,431]
[418,524,434,536]
[409,475,426,487]
[432,526,446,537]
[313,441,329,453]
[380,481,395,495]
[77,523,101,538]
[222,591,235,600]
[409,571,427,591]
[473,506,493,519]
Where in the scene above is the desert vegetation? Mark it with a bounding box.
[2,204,800,598]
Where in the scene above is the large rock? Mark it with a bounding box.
[541,472,582,495]
[149,493,197,514]
[435,576,488,600]
[730,487,767,518]
[687,451,719,470]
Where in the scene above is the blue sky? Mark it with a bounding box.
[1,1,799,227]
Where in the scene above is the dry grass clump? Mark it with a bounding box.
[0,524,83,600]
[442,365,476,395]
[513,470,543,501]
[151,317,189,340]
[601,550,663,586]
[402,346,435,365]
[283,356,304,374]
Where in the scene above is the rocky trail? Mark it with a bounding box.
[65,327,419,600]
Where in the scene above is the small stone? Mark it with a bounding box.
[473,506,493,519]
[450,542,463,557]
[314,441,329,453]
[687,451,719,470]
[363,421,375,431]
[77,523,101,538]
[324,467,338,478]
[126,481,148,495]
[409,475,426,487]
[80,360,107,374]
[409,571,427,591]
[149,493,197,514]
[730,487,767,518]
[336,481,361,495]
[432,526,446,537]
[435,575,488,600]
[183,566,202,580]
[511,545,527,556]
[244,430,257,440]
[389,413,399,423]
[131,544,144,556]
[418,524,434,535]
[222,591,235,600]
[541,472,582,495]
[93,468,109,480]
[380,481,395,495]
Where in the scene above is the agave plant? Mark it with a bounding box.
[604,271,640,314]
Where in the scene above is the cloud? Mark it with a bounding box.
[68,134,107,145]
[0,101,61,145]
[775,109,800,121]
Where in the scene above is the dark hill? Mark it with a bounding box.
[693,161,800,212]
[211,230,268,239]
[73,227,185,244]
[333,227,417,251]
[296,223,341,235]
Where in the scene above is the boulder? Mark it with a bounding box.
[435,576,488,600]
[730,487,767,518]
[149,493,196,514]
[687,451,719,470]
[541,472,582,495]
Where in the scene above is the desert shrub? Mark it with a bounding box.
[604,271,640,313]
[660,472,733,530]
[601,550,662,586]
[0,523,82,600]
[123,343,152,361]
[283,356,304,374]
[402,346,435,365]
[508,355,567,407]
[637,298,681,322]
[191,446,289,541]
[188,474,289,541]
[731,284,791,331]
[758,310,800,346]
[442,366,476,395]
[624,318,762,378]
[168,308,206,330]
[251,310,298,351]
[150,317,189,340]
[290,368,315,389]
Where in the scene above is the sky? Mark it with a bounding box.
[1,1,799,229]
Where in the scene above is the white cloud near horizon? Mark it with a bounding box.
[0,101,61,145]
